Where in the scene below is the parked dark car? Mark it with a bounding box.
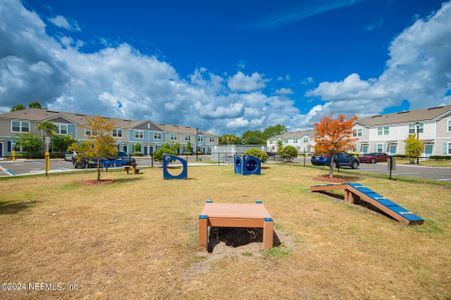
[311,152,360,169]
[359,152,388,164]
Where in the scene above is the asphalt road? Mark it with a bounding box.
[300,160,451,182]
[354,162,451,181]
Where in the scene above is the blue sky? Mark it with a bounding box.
[1,0,450,133]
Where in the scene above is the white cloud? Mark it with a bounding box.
[0,0,322,134]
[301,76,314,85]
[307,1,451,115]
[275,88,293,95]
[48,15,80,31]
[227,71,268,92]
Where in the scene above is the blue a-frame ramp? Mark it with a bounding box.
[310,183,424,225]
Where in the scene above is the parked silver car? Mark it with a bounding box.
[64,151,77,162]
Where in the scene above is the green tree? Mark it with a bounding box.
[29,102,42,109]
[281,145,298,162]
[16,133,42,155]
[51,135,77,152]
[11,104,25,112]
[133,143,141,153]
[244,148,268,163]
[185,141,193,153]
[277,140,284,154]
[219,134,241,145]
[263,124,287,139]
[404,134,423,164]
[73,116,117,181]
[153,144,176,162]
[241,130,265,145]
[38,120,58,154]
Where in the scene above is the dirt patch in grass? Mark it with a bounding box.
[313,175,360,183]
[79,179,116,185]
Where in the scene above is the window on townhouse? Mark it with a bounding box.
[209,137,215,142]
[21,122,30,132]
[377,126,389,135]
[170,133,176,141]
[304,137,309,143]
[11,121,30,133]
[409,122,424,134]
[353,128,363,137]
[153,132,162,139]
[112,128,122,137]
[198,135,204,142]
[134,130,144,139]
[448,143,451,155]
[447,120,451,132]
[293,138,298,143]
[56,124,68,135]
[185,135,191,141]
[376,144,384,153]
[284,139,288,143]
[85,129,92,136]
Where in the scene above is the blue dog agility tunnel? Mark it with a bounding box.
[234,154,261,175]
[163,154,188,180]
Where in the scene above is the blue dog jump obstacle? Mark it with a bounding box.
[234,154,261,175]
[162,154,188,180]
[310,182,424,225]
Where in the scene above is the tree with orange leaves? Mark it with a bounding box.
[313,114,358,178]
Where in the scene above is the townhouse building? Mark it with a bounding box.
[353,104,451,157]
[266,129,315,153]
[0,108,218,157]
[265,104,451,157]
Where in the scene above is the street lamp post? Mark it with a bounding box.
[415,121,420,165]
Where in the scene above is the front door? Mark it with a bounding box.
[149,146,154,154]
[144,146,148,155]
[389,144,397,155]
[0,142,3,157]
[122,145,128,153]
[424,144,433,157]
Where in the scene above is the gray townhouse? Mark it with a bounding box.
[157,123,217,154]
[0,108,218,157]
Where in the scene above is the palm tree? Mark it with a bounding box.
[38,121,57,153]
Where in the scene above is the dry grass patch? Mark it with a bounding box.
[0,165,450,299]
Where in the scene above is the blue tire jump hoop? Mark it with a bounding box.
[163,154,188,180]
[234,154,261,175]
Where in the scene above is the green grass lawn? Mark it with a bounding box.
[0,165,450,299]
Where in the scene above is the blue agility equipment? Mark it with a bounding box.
[162,154,188,180]
[310,182,424,225]
[234,154,261,175]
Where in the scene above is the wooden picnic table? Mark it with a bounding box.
[198,202,274,250]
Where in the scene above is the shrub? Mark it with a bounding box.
[132,152,143,156]
[152,147,175,162]
[244,148,268,163]
[281,145,298,162]
[429,155,451,160]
